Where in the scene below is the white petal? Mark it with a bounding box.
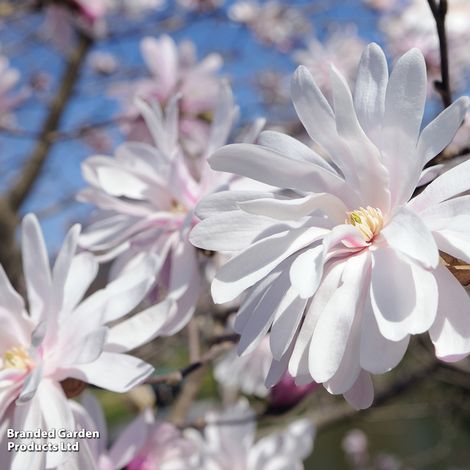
[430,265,470,361]
[107,299,174,352]
[433,230,470,264]
[381,206,439,269]
[360,298,410,374]
[66,352,153,392]
[343,370,374,410]
[417,96,469,165]
[409,159,470,212]
[418,195,470,232]
[0,264,24,314]
[371,247,438,341]
[354,43,388,139]
[289,245,323,298]
[21,214,51,322]
[309,251,371,383]
[212,226,326,304]
[209,143,350,199]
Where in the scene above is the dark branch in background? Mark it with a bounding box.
[7,32,92,211]
[0,32,92,290]
[427,0,452,108]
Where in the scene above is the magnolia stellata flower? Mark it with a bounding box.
[0,214,173,469]
[186,399,314,469]
[64,392,200,470]
[191,43,470,409]
[111,34,223,156]
[79,83,255,335]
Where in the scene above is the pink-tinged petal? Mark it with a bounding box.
[309,251,371,383]
[323,225,368,255]
[62,253,98,313]
[190,211,276,252]
[37,380,74,468]
[107,299,174,353]
[289,245,323,299]
[343,370,374,410]
[354,43,388,141]
[370,247,438,341]
[109,408,154,469]
[330,64,390,212]
[239,192,348,223]
[257,130,335,171]
[409,159,470,212]
[65,352,153,392]
[382,49,426,206]
[0,264,24,314]
[270,287,307,360]
[381,207,439,269]
[237,267,290,356]
[289,261,345,377]
[212,226,326,304]
[430,265,470,361]
[79,391,107,455]
[360,298,409,374]
[417,97,469,165]
[433,230,470,264]
[209,143,351,201]
[21,214,51,322]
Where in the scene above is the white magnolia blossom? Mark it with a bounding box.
[214,335,272,398]
[381,0,470,91]
[63,392,200,470]
[79,83,259,336]
[229,0,311,51]
[294,27,366,95]
[0,214,173,469]
[191,43,470,409]
[186,399,314,469]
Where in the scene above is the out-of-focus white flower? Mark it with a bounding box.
[89,51,118,75]
[294,27,366,95]
[229,1,311,51]
[191,43,470,409]
[215,335,272,398]
[79,83,254,336]
[381,0,470,92]
[64,392,200,470]
[363,0,400,12]
[177,0,224,11]
[0,214,173,469]
[112,35,223,157]
[186,399,314,469]
[105,0,166,17]
[0,54,28,125]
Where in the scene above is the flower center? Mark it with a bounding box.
[346,206,384,242]
[171,200,186,214]
[1,346,34,371]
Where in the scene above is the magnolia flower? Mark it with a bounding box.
[229,1,311,51]
[191,43,470,409]
[64,392,199,469]
[0,214,173,469]
[186,399,314,469]
[381,0,470,92]
[79,83,251,335]
[112,35,223,157]
[294,27,366,95]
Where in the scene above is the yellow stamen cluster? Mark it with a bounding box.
[171,200,186,214]
[1,346,33,371]
[346,206,384,242]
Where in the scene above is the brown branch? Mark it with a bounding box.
[427,0,452,108]
[6,32,93,212]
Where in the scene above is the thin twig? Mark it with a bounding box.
[427,0,452,108]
